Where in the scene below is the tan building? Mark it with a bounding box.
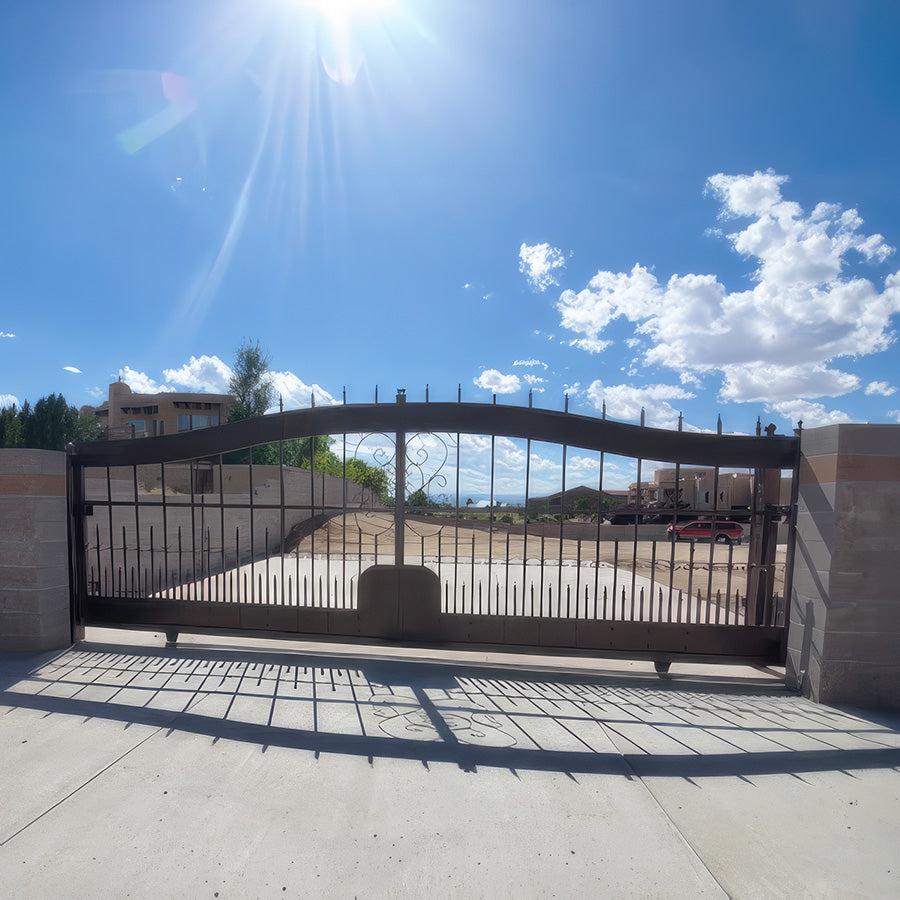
[83,381,235,439]
[629,467,753,512]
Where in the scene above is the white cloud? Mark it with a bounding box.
[557,171,900,404]
[0,393,19,408]
[519,242,567,292]
[473,369,521,394]
[118,367,175,394]
[767,399,854,427]
[63,366,82,374]
[163,355,232,393]
[889,410,900,423]
[865,381,896,397]
[120,357,339,411]
[566,336,610,354]
[267,371,338,411]
[585,381,695,429]
[718,363,859,404]
[523,374,547,386]
[563,382,582,397]
[86,386,104,400]
[0,332,15,338]
[513,358,549,369]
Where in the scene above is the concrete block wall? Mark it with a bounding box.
[0,449,72,652]
[787,424,900,708]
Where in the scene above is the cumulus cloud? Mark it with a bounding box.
[0,393,20,408]
[557,171,900,405]
[767,399,853,428]
[865,381,896,397]
[473,369,521,394]
[163,355,232,393]
[513,358,549,369]
[1,332,15,338]
[119,356,338,411]
[519,242,567,292]
[118,367,176,394]
[268,371,338,410]
[585,381,695,429]
[718,363,859,404]
[63,366,82,374]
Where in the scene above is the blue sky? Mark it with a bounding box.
[3,0,900,435]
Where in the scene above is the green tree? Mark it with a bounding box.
[407,488,433,508]
[0,403,22,447]
[227,340,273,422]
[0,394,102,449]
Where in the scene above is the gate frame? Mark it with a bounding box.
[68,397,799,665]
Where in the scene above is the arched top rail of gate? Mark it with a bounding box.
[69,400,798,470]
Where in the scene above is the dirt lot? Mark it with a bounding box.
[289,512,785,603]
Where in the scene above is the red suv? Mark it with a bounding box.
[667,520,744,544]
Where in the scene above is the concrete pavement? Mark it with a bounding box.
[1,628,899,898]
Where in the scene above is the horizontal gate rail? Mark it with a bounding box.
[72,402,798,469]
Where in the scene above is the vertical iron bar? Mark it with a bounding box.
[523,438,532,619]
[309,437,315,601]
[539,531,545,618]
[394,425,406,566]
[558,442,567,615]
[781,428,802,628]
[249,450,256,604]
[649,541,657,621]
[706,464,720,609]
[454,427,460,614]
[612,540,619,615]
[190,460,197,603]
[686,541,695,620]
[631,449,642,619]
[106,467,114,594]
[471,533,477,614]
[488,434,495,609]
[218,453,226,600]
[280,438,286,606]
[161,464,168,597]
[505,531,510,615]
[342,432,347,609]
[132,465,141,597]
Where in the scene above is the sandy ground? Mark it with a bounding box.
[289,511,784,604]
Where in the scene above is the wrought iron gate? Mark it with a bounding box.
[68,392,799,665]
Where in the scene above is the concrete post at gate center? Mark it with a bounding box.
[787,424,900,709]
[0,449,72,652]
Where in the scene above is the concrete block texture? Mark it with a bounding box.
[789,424,900,709]
[0,449,71,652]
[817,659,900,709]
[0,611,70,652]
[0,448,67,477]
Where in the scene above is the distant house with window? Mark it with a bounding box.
[82,381,235,439]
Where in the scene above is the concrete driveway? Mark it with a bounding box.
[1,628,899,898]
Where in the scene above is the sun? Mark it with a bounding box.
[294,0,395,30]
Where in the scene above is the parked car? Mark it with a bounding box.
[666,520,744,544]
